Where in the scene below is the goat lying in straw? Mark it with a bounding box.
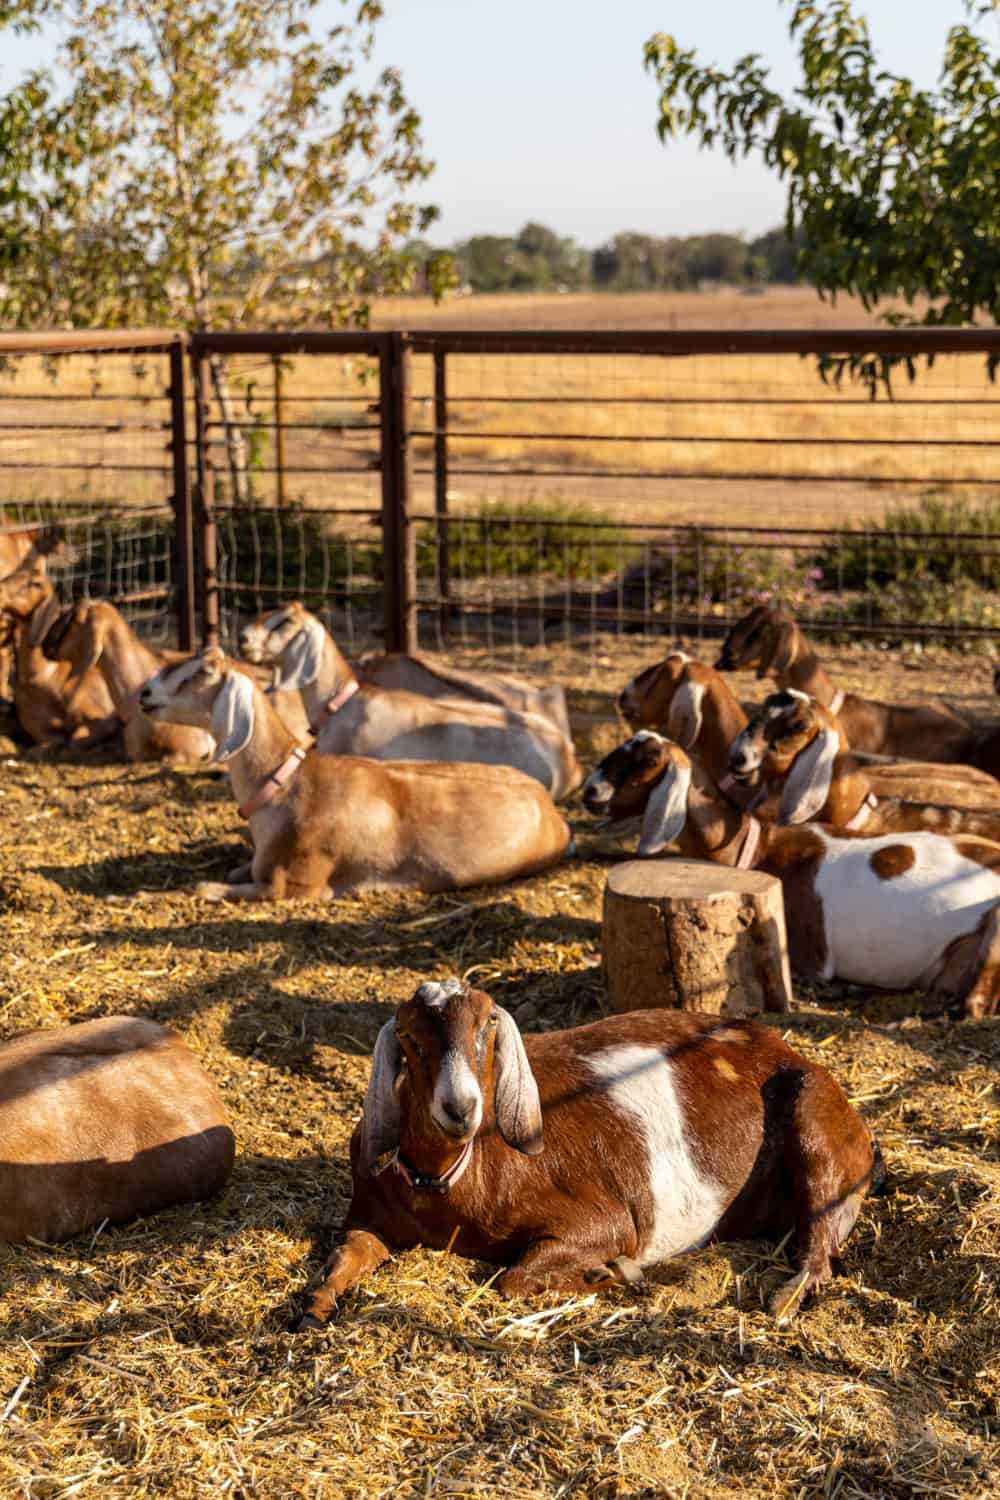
[358,650,572,739]
[239,603,582,800]
[42,598,215,764]
[583,733,1000,1017]
[140,646,571,900]
[619,647,1000,810]
[294,979,880,1330]
[716,605,973,762]
[0,550,116,748]
[1,1016,234,1244]
[728,691,1000,842]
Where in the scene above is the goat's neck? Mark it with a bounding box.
[674,778,759,867]
[224,680,300,809]
[820,753,872,824]
[397,1086,473,1179]
[301,629,357,721]
[95,612,162,707]
[700,683,748,782]
[775,628,838,705]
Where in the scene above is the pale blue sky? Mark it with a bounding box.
[3,1,993,245]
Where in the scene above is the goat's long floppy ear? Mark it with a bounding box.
[777,727,839,825]
[273,615,324,692]
[757,620,796,679]
[210,670,255,762]
[638,760,692,855]
[493,1006,543,1155]
[666,674,706,750]
[28,591,62,648]
[357,1018,402,1176]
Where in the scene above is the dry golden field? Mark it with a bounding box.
[1,289,999,534]
[1,641,999,1499]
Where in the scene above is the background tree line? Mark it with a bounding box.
[404,222,803,295]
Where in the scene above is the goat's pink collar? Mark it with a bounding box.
[238,744,307,820]
[736,816,762,869]
[310,677,359,733]
[843,792,877,831]
[375,1138,475,1195]
[829,689,846,716]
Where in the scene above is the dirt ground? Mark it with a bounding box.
[1,644,999,1499]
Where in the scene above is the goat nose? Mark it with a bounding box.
[443,1098,475,1130]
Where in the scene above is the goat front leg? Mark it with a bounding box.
[961,906,1000,1020]
[225,860,254,883]
[292,1228,391,1332]
[499,1232,642,1300]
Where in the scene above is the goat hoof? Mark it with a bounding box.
[195,881,229,902]
[289,1310,327,1334]
[767,1272,814,1325]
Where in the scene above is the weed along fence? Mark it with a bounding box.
[4,326,1000,663]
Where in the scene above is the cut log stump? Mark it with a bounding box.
[602,859,792,1018]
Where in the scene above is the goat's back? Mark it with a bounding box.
[358,653,571,738]
[0,1016,234,1244]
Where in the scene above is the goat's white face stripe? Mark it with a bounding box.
[625,730,665,751]
[582,768,614,804]
[587,1045,728,1263]
[431,1048,483,1135]
[729,725,763,770]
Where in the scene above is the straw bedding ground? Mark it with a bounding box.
[1,643,998,1499]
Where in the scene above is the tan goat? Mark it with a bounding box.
[0,1016,234,1245]
[139,646,572,901]
[239,603,582,800]
[716,605,973,762]
[44,598,215,763]
[0,557,117,748]
[357,651,572,738]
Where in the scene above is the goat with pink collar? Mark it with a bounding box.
[140,646,571,901]
[238,602,581,801]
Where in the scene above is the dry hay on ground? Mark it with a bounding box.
[1,646,999,1499]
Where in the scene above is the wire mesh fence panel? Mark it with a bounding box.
[192,343,387,657]
[0,339,181,644]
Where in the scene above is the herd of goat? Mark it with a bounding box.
[6,522,1000,1329]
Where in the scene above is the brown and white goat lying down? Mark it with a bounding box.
[295,980,879,1330]
[140,646,571,901]
[0,1017,234,1245]
[618,648,1000,810]
[583,733,1000,1017]
[239,603,582,800]
[729,691,1000,842]
[358,649,572,739]
[715,605,973,762]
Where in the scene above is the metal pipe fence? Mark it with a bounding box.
[0,326,999,668]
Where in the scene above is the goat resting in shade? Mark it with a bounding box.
[728,690,1000,842]
[715,605,973,762]
[583,731,1000,1017]
[294,979,880,1331]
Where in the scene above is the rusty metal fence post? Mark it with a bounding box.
[168,339,196,650]
[433,349,450,636]
[191,348,220,647]
[379,331,417,654]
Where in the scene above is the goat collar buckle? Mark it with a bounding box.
[736,816,762,870]
[377,1139,475,1196]
[238,744,307,820]
[844,792,877,832]
[311,677,359,733]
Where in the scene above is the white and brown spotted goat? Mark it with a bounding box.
[294,978,879,1330]
[239,603,582,800]
[716,605,973,762]
[1,1016,234,1244]
[140,646,571,901]
[729,691,1000,842]
[583,732,1000,1017]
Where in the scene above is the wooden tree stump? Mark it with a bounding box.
[602,859,792,1017]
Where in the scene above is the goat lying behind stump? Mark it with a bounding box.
[295,979,880,1330]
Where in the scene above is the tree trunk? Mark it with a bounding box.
[602,859,792,1018]
[209,353,250,505]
